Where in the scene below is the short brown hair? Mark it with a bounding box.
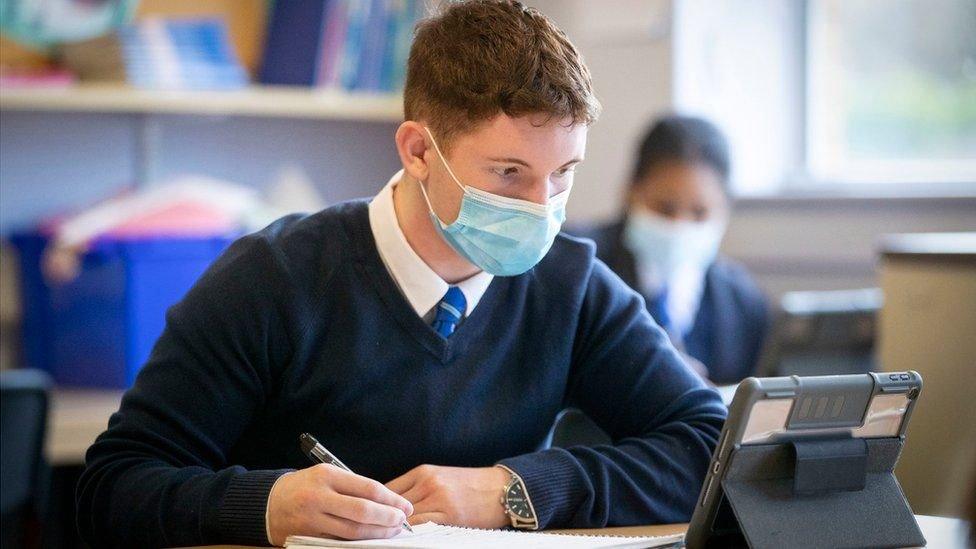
[404,0,600,147]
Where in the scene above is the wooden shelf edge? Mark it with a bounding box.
[0,85,405,122]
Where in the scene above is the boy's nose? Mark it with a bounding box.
[525,177,561,205]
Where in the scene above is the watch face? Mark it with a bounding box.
[506,482,533,519]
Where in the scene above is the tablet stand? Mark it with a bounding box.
[717,437,925,548]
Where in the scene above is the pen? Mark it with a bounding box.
[299,433,414,533]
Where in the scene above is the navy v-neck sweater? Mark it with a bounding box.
[76,200,726,547]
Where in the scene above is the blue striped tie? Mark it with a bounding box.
[432,286,466,337]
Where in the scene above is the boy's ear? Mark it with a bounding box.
[396,121,431,181]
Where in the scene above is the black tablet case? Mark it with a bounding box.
[717,437,926,549]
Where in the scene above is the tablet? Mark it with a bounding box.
[685,371,922,548]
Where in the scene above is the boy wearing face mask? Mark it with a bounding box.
[578,116,769,385]
[77,3,726,547]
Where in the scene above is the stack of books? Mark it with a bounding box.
[119,18,247,90]
[58,18,247,90]
[260,0,424,93]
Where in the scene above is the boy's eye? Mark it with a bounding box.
[494,167,520,177]
[554,167,576,177]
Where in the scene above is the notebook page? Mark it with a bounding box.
[285,522,684,549]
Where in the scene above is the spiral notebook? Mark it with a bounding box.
[285,522,684,548]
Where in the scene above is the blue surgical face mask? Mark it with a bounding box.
[623,206,725,281]
[418,128,570,276]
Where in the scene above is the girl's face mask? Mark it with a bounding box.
[623,206,725,279]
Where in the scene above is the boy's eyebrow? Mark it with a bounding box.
[486,157,584,168]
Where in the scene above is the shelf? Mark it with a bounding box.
[0,84,404,122]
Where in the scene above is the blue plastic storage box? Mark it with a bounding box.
[11,233,236,388]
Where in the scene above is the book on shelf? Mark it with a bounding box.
[261,0,423,93]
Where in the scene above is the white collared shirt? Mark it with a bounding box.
[634,262,707,339]
[368,170,494,322]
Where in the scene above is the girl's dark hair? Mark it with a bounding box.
[630,115,731,189]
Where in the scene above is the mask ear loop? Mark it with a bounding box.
[419,127,467,228]
[417,172,447,229]
[424,128,467,193]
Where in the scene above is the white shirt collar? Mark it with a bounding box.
[634,261,708,338]
[368,170,494,320]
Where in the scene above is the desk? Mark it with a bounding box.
[40,389,123,546]
[185,515,969,548]
[46,388,122,465]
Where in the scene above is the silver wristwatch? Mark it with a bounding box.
[497,465,539,530]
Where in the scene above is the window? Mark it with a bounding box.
[806,0,976,186]
[672,0,975,195]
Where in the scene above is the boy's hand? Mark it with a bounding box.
[266,464,413,546]
[385,465,510,529]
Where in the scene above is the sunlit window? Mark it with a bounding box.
[806,0,976,185]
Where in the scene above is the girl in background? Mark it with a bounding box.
[577,115,768,384]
